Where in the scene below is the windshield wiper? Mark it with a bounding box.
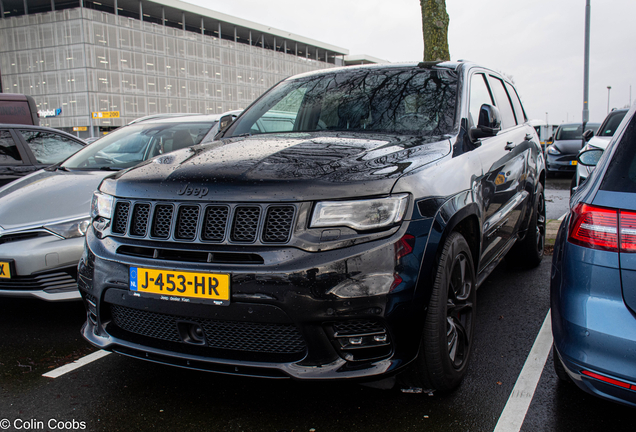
[98,166,123,171]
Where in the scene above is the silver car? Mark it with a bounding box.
[0,114,224,301]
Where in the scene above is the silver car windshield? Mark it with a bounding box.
[61,121,216,170]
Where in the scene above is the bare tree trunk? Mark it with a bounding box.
[420,0,450,62]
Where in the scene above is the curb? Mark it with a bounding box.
[546,219,562,245]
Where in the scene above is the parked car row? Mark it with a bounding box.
[3,62,635,410]
[0,114,225,300]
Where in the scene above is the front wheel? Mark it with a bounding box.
[400,232,476,393]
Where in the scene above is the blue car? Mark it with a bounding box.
[551,103,636,406]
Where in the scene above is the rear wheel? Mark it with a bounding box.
[506,183,545,268]
[401,232,476,392]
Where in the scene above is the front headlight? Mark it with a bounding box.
[44,217,91,239]
[547,145,561,155]
[310,194,409,231]
[91,191,114,220]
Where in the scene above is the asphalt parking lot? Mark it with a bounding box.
[1,176,633,432]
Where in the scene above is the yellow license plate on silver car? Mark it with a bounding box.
[0,261,11,279]
[129,267,230,305]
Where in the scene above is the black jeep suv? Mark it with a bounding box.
[81,62,545,392]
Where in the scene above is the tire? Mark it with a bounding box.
[400,232,476,393]
[506,182,545,268]
[552,345,571,382]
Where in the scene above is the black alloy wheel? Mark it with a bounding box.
[400,232,476,392]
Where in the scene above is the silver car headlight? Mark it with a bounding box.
[310,194,409,231]
[91,191,114,220]
[44,217,91,239]
[547,145,561,155]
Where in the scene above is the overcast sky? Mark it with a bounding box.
[185,0,635,125]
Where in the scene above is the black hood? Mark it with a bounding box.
[100,132,451,202]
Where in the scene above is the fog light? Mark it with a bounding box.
[349,337,363,345]
[374,334,387,343]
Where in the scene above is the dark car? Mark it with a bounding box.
[0,124,86,187]
[80,62,545,392]
[546,122,599,175]
[551,103,636,407]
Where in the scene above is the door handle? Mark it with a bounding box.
[505,142,516,151]
[525,133,534,141]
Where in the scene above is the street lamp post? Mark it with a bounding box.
[607,86,612,114]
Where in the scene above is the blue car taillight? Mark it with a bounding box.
[568,203,636,252]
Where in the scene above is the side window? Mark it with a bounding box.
[488,76,517,129]
[19,130,84,165]
[0,130,23,165]
[504,81,527,125]
[248,88,305,134]
[469,73,494,128]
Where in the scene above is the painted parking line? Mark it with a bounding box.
[493,310,553,432]
[42,350,111,379]
[558,212,567,221]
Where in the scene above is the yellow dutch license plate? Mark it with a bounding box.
[129,267,230,305]
[571,160,578,166]
[0,261,11,279]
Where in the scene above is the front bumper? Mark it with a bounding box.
[0,234,83,301]
[546,153,577,173]
[551,241,636,407]
[80,219,433,380]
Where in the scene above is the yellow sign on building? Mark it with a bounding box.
[92,111,120,119]
[73,126,88,131]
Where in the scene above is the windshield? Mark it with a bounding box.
[555,123,599,141]
[62,121,216,170]
[226,67,457,137]
[598,111,628,137]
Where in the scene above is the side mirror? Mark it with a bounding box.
[470,104,502,139]
[578,148,603,167]
[547,136,553,144]
[218,114,236,134]
[582,129,594,142]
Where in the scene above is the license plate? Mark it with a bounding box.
[571,160,578,165]
[129,267,230,305]
[0,261,11,279]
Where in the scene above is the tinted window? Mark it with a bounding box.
[488,76,516,129]
[0,130,23,165]
[599,111,628,137]
[469,73,494,128]
[228,68,458,137]
[600,114,636,193]
[19,130,84,165]
[0,100,33,125]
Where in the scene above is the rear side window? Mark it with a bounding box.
[0,130,23,165]
[600,114,636,193]
[504,82,527,124]
[19,130,84,165]
[488,76,517,129]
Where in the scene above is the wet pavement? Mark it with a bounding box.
[544,175,572,221]
[3,175,634,432]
